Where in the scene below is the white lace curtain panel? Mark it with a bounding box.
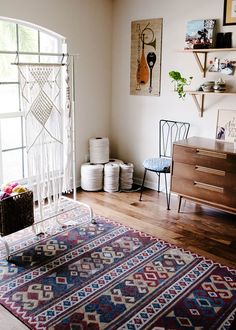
[18,63,73,220]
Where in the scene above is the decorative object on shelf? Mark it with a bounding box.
[224,32,233,47]
[208,57,234,75]
[216,109,236,141]
[223,0,236,25]
[89,137,109,164]
[181,48,236,78]
[215,32,232,48]
[185,19,216,49]
[201,81,215,92]
[199,79,227,94]
[130,18,163,96]
[213,78,226,93]
[215,33,225,48]
[169,70,193,99]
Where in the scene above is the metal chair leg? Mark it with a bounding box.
[178,196,182,213]
[157,172,160,192]
[164,173,170,210]
[139,169,147,201]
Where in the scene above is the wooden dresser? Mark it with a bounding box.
[171,136,236,214]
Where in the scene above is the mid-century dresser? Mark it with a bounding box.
[171,136,236,214]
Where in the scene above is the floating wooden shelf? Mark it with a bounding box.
[181,48,236,77]
[187,90,236,117]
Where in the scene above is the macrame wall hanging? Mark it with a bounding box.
[18,61,73,221]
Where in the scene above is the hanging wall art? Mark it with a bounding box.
[224,0,236,25]
[130,18,163,96]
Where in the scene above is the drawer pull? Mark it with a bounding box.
[193,181,224,193]
[196,149,227,159]
[195,165,226,176]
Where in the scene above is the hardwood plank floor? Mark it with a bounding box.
[76,188,236,269]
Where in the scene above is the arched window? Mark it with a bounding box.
[0,17,66,184]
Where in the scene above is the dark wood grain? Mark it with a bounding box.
[75,188,236,269]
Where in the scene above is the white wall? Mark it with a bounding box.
[0,0,112,186]
[111,0,236,189]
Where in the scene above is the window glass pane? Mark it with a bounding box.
[40,55,62,63]
[0,21,17,51]
[23,148,28,178]
[0,84,19,113]
[1,117,23,150]
[18,25,38,52]
[40,32,60,62]
[0,54,18,82]
[18,54,39,63]
[22,117,26,147]
[40,31,59,52]
[2,149,23,182]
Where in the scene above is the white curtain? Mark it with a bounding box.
[18,63,73,221]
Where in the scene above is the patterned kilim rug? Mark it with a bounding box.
[0,201,236,329]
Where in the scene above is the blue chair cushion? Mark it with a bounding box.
[143,157,171,172]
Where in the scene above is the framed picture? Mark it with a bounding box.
[130,18,163,96]
[185,19,216,49]
[223,0,236,25]
[216,109,236,142]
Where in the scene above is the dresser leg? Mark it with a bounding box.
[178,196,182,213]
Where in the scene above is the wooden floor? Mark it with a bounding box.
[0,188,235,329]
[76,188,236,269]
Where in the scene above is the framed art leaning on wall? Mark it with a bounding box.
[216,109,236,141]
[130,18,163,96]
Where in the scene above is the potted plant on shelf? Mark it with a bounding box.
[169,70,193,100]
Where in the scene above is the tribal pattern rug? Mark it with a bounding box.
[0,204,235,329]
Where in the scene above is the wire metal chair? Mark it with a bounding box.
[139,119,190,210]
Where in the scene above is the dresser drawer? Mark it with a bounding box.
[171,177,236,209]
[173,145,236,173]
[172,162,236,189]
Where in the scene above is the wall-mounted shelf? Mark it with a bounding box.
[181,48,236,77]
[176,48,236,117]
[187,90,236,117]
